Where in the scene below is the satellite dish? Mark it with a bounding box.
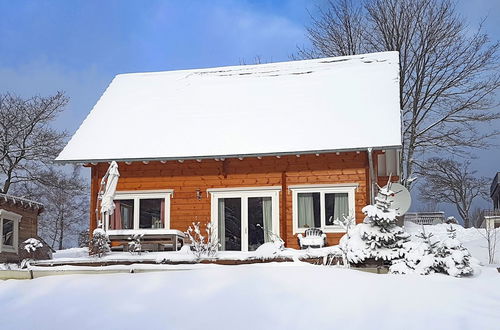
[383,182,412,216]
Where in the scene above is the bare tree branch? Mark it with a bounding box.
[297,0,500,189]
[418,157,489,227]
[0,92,69,193]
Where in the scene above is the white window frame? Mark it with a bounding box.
[209,187,281,252]
[0,209,22,254]
[106,190,173,235]
[290,184,357,234]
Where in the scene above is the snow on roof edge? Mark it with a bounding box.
[56,145,401,164]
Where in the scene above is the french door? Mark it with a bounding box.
[210,188,280,251]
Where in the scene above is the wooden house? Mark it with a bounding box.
[56,51,402,250]
[0,194,45,262]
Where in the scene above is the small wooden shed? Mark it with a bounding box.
[0,194,45,263]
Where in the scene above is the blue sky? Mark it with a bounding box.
[0,0,499,217]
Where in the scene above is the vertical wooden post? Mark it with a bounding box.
[281,171,287,246]
[89,165,99,239]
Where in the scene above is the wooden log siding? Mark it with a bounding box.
[0,201,40,263]
[89,152,371,248]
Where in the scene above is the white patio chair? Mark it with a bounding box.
[297,228,326,249]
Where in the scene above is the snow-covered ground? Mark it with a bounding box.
[1,224,499,330]
[0,263,499,330]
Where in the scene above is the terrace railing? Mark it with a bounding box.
[404,212,445,226]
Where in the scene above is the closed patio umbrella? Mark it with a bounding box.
[99,161,120,230]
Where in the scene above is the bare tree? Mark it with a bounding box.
[298,0,500,188]
[477,220,498,264]
[0,92,68,194]
[419,158,489,228]
[14,166,89,250]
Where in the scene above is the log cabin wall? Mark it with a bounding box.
[0,201,41,263]
[89,152,373,248]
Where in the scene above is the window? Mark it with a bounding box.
[3,219,14,246]
[291,184,357,234]
[107,191,172,232]
[0,209,21,253]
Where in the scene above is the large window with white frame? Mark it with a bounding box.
[106,190,172,233]
[0,209,21,253]
[291,184,357,234]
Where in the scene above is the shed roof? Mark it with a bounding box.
[0,193,44,214]
[56,51,401,163]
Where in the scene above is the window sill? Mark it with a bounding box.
[0,245,17,254]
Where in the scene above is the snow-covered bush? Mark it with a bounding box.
[23,238,43,254]
[341,185,409,265]
[20,238,44,268]
[435,226,473,277]
[254,241,284,258]
[390,225,474,277]
[257,223,285,251]
[128,233,144,255]
[90,228,110,257]
[390,229,439,275]
[185,222,220,259]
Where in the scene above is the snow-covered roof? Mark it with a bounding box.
[56,51,401,163]
[0,193,44,213]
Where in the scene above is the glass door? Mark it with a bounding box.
[247,197,272,251]
[218,198,242,251]
[213,190,279,252]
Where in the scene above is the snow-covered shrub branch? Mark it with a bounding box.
[257,223,284,250]
[186,222,220,259]
[20,238,44,268]
[128,233,143,255]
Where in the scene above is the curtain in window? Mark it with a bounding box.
[298,193,315,228]
[111,201,122,230]
[333,193,349,222]
[262,197,272,242]
[160,199,165,228]
[218,199,225,250]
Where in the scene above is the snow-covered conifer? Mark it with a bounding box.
[390,225,474,276]
[390,229,438,275]
[90,228,110,257]
[435,225,473,277]
[341,184,409,265]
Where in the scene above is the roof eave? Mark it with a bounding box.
[55,144,402,164]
